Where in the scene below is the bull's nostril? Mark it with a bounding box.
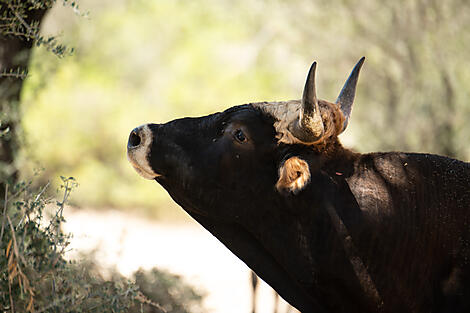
[128,130,141,148]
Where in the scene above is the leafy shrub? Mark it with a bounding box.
[130,268,205,313]
[0,177,205,312]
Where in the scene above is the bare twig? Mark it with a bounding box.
[34,181,50,203]
[6,213,35,312]
[0,70,28,79]
[0,184,8,242]
[7,214,26,266]
[16,181,50,229]
[8,275,15,313]
[135,291,167,313]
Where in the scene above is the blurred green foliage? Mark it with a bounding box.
[19,0,470,215]
[0,177,205,312]
[20,0,294,214]
[131,268,205,313]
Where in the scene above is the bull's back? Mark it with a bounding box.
[348,152,470,221]
[346,152,470,312]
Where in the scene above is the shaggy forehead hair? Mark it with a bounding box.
[252,100,345,146]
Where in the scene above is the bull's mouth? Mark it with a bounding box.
[127,124,160,180]
[127,155,160,179]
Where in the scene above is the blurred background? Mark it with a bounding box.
[20,0,470,214]
[21,0,470,213]
[1,0,470,312]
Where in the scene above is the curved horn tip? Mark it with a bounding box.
[348,57,366,77]
[305,61,317,84]
[357,56,366,67]
[311,61,317,70]
[336,57,366,132]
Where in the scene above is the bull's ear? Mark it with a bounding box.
[276,157,311,195]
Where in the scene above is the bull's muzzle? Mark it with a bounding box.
[127,124,159,179]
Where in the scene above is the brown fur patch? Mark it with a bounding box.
[252,99,345,150]
[276,157,311,195]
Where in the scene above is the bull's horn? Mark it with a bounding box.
[289,61,324,143]
[336,57,365,132]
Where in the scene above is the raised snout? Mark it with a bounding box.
[127,124,159,179]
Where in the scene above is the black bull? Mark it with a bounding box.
[127,58,470,313]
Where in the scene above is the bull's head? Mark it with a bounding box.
[127,58,365,312]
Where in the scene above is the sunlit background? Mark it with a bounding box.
[14,0,470,311]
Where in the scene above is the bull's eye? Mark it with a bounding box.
[234,129,247,143]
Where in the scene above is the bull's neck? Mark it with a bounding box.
[321,139,360,178]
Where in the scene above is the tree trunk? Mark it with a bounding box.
[0,6,48,201]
